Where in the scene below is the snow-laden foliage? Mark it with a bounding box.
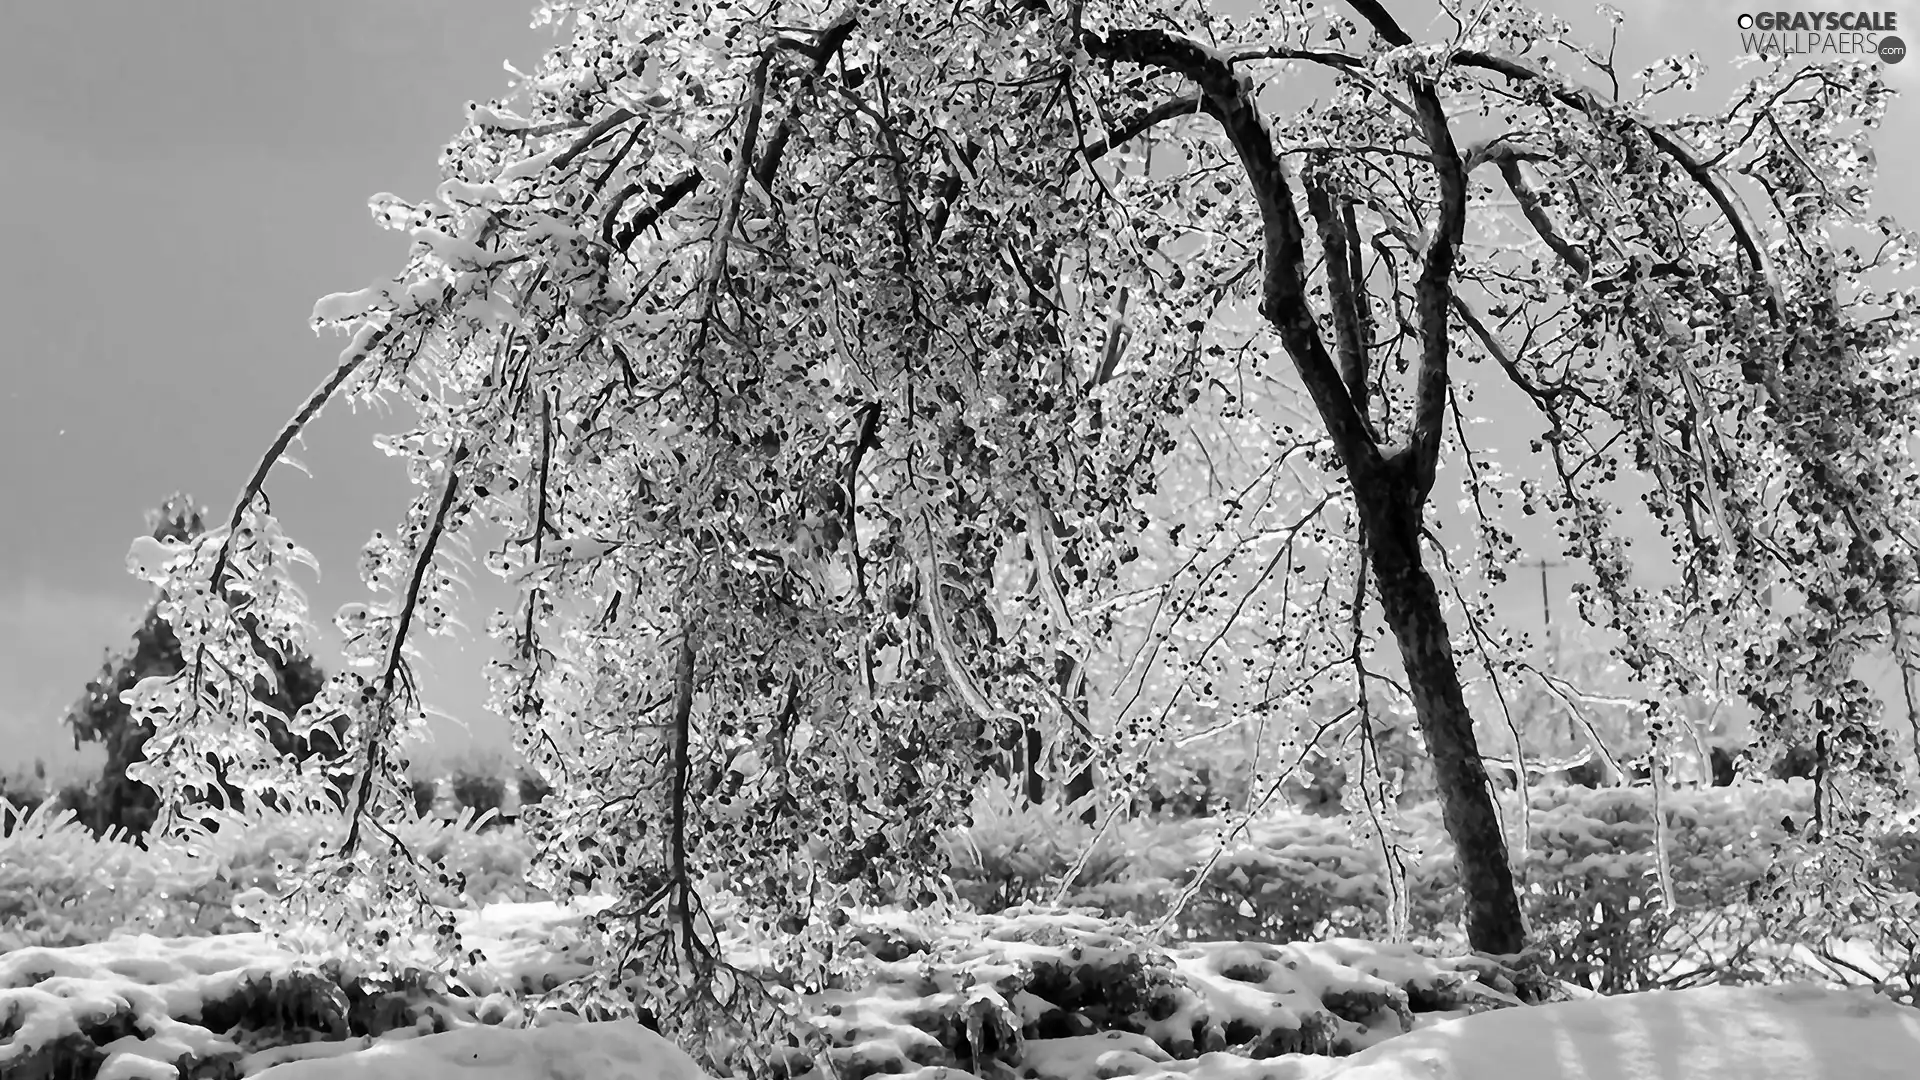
[0,798,534,952]
[121,0,1918,1045]
[950,779,1920,997]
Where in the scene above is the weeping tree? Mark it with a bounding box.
[125,0,1917,1034]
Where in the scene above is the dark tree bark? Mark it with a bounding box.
[1359,479,1524,954]
[1086,7,1529,955]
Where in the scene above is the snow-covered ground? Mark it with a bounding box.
[234,983,1920,1080]
[1326,982,1920,1079]
[250,1019,716,1080]
[5,900,1917,1080]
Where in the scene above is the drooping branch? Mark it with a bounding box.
[1078,93,1206,160]
[938,92,1204,253]
[843,402,881,606]
[1495,156,1592,280]
[666,624,698,921]
[1450,295,1555,418]
[1450,49,1779,317]
[211,322,397,594]
[1081,27,1382,479]
[756,14,859,193]
[343,439,470,855]
[919,514,1014,727]
[926,139,981,248]
[690,48,776,358]
[1207,26,1779,324]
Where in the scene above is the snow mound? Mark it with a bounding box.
[250,1019,712,1080]
[788,907,1535,1080]
[1324,982,1920,1079]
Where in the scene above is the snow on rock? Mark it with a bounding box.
[1322,982,1920,1079]
[0,904,1539,1080]
[0,932,461,1080]
[250,1019,713,1080]
[789,906,1536,1080]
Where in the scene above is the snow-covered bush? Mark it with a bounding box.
[0,798,544,950]
[946,779,1919,994]
[0,799,236,948]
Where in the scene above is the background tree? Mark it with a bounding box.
[122,0,1917,1023]
[67,495,338,837]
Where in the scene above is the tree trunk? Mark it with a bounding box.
[1360,481,1527,955]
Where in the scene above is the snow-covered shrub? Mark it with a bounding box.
[0,798,234,948]
[1109,814,1447,943]
[946,779,1916,995]
[945,785,1445,940]
[0,798,546,949]
[1501,784,1803,992]
[943,777,1136,911]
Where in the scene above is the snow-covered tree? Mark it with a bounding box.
[124,0,1916,1017]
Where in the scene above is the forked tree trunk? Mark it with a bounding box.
[1082,18,1528,956]
[1359,482,1526,955]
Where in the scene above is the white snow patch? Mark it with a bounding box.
[249,1020,713,1080]
[1324,982,1920,1079]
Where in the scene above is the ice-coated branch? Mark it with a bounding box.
[1495,156,1592,280]
[342,439,470,856]
[210,322,396,595]
[601,169,703,254]
[690,48,776,358]
[1081,27,1383,480]
[666,624,698,923]
[552,107,639,172]
[755,13,859,193]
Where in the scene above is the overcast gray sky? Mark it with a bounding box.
[1,1,1914,780]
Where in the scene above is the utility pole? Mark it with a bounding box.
[1522,557,1563,639]
[1522,556,1567,746]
